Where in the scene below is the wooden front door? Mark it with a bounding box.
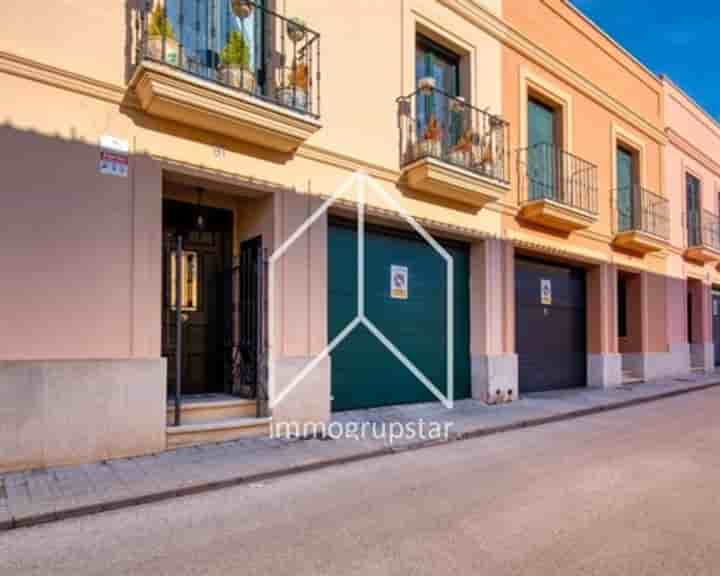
[162,200,233,396]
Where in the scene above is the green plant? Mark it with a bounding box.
[220,31,251,68]
[148,4,176,39]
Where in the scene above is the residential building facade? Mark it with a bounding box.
[0,0,715,472]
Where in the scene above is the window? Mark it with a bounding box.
[527,97,558,200]
[415,35,461,151]
[170,251,199,311]
[616,145,637,232]
[415,35,460,97]
[165,0,265,86]
[686,173,701,246]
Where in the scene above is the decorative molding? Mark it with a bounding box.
[666,128,720,180]
[0,50,125,104]
[664,77,720,140]
[519,66,574,152]
[438,0,667,144]
[611,122,649,191]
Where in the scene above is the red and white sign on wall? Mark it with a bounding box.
[99,135,129,177]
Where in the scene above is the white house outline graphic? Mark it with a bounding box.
[267,172,455,410]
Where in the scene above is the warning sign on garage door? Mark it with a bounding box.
[390,265,409,300]
[541,278,552,305]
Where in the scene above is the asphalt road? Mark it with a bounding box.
[3,388,720,575]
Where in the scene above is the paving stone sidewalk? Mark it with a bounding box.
[1,372,719,531]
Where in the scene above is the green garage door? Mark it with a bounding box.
[329,219,470,411]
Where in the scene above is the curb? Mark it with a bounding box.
[3,380,719,532]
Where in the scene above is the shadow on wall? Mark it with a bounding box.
[0,123,158,361]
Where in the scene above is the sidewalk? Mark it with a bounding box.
[2,372,719,531]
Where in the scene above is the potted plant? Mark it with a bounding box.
[449,129,473,167]
[416,115,442,158]
[418,76,435,95]
[449,96,465,113]
[146,3,180,66]
[219,31,256,92]
[287,17,306,43]
[277,62,309,111]
[478,135,495,175]
[231,0,254,19]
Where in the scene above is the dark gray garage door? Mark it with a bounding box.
[516,257,586,393]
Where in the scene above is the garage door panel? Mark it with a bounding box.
[329,221,470,411]
[516,258,586,393]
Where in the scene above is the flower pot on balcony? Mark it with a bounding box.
[147,36,181,66]
[416,139,442,158]
[448,149,470,167]
[287,17,306,43]
[220,65,256,92]
[277,87,308,111]
[231,0,254,19]
[449,96,465,113]
[418,76,436,95]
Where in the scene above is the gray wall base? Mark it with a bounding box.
[587,353,622,388]
[271,356,331,426]
[622,345,693,381]
[0,358,166,473]
[471,354,519,404]
[690,343,714,373]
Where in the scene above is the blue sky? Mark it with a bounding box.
[571,0,720,120]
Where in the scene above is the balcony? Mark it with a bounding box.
[397,87,510,209]
[130,0,321,153]
[517,144,598,232]
[685,210,720,263]
[612,186,669,254]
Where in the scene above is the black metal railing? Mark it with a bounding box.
[613,186,670,240]
[397,87,510,184]
[518,143,598,214]
[136,0,320,118]
[687,209,720,250]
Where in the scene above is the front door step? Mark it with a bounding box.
[166,395,257,426]
[167,417,272,449]
[622,370,644,385]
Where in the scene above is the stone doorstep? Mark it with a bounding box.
[2,377,720,531]
[166,417,272,449]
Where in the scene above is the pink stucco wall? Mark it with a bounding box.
[664,79,720,247]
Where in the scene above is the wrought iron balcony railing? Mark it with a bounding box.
[518,143,598,214]
[136,0,320,118]
[687,209,720,250]
[613,186,670,240]
[397,87,510,184]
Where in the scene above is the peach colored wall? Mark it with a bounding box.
[280,0,502,171]
[586,264,617,355]
[647,272,668,353]
[0,1,132,86]
[501,47,664,238]
[503,0,662,128]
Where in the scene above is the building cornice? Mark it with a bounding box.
[438,0,667,144]
[666,128,720,179]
